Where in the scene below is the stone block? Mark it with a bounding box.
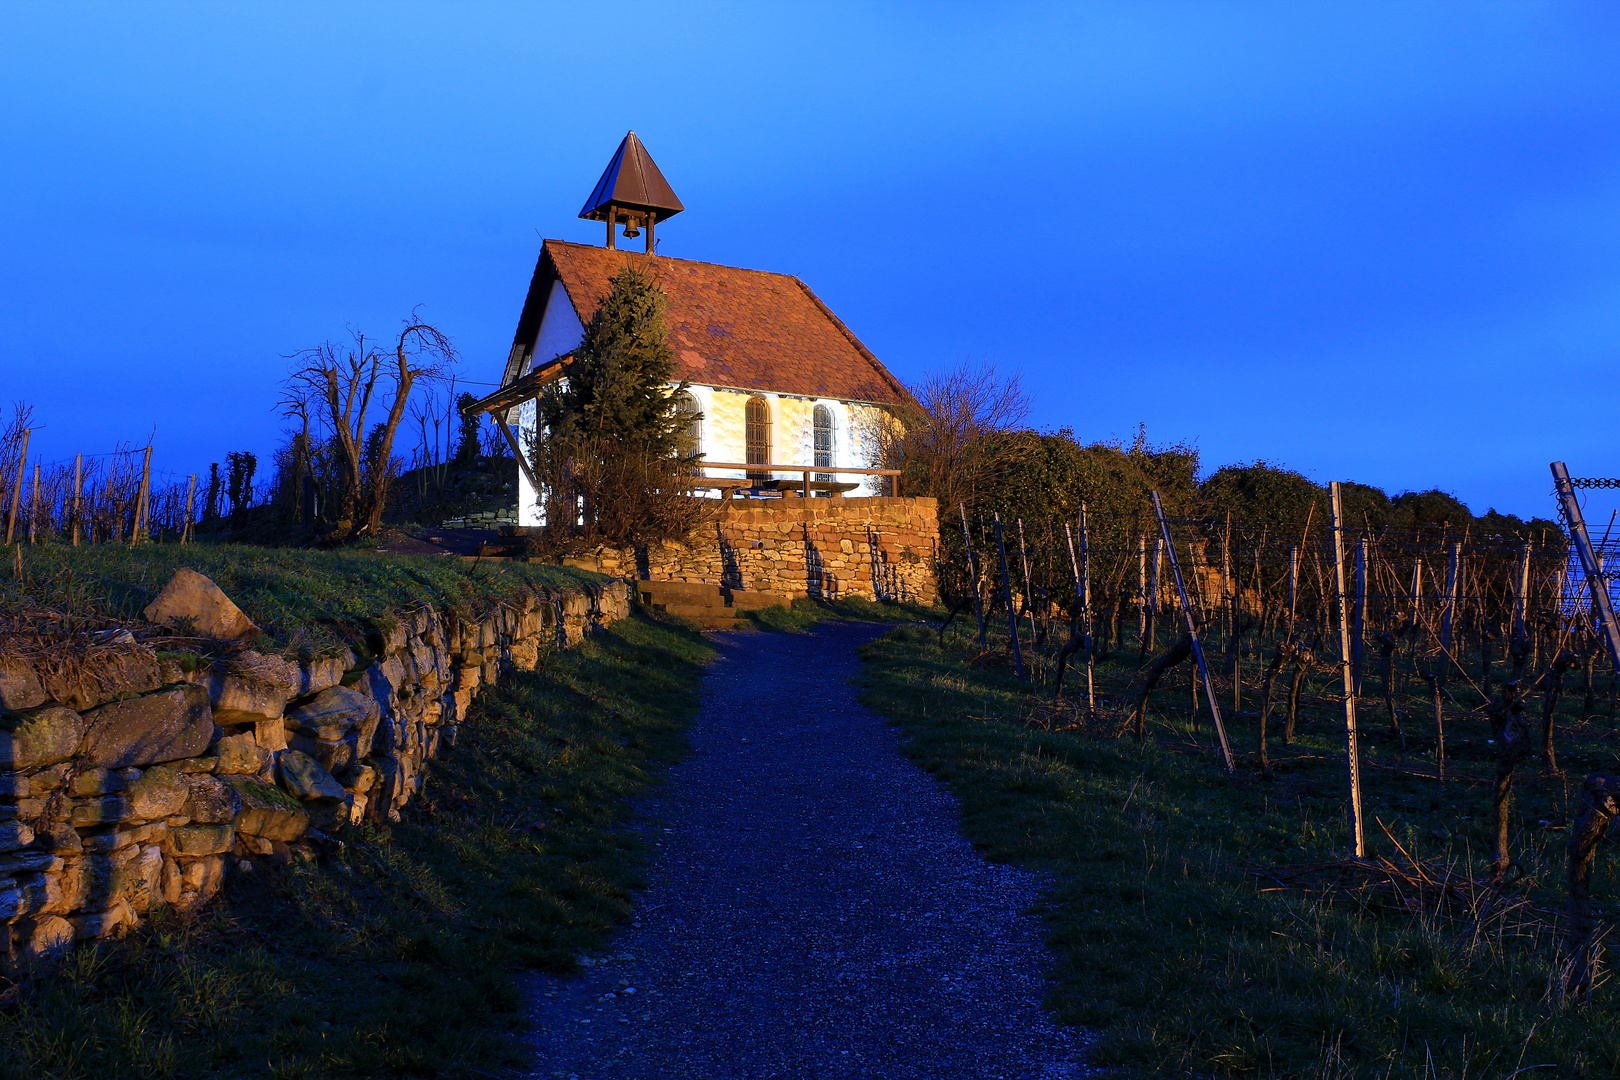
[284,685,377,742]
[0,705,86,772]
[253,717,288,753]
[26,762,69,797]
[142,568,259,641]
[170,823,235,857]
[13,915,74,961]
[78,829,137,854]
[214,732,273,775]
[725,590,788,612]
[377,621,407,657]
[72,896,134,939]
[161,856,182,904]
[0,871,61,920]
[52,856,89,912]
[124,764,190,821]
[0,657,45,712]
[225,775,309,842]
[69,795,134,828]
[287,733,354,776]
[79,843,139,891]
[127,844,164,913]
[342,763,377,796]
[80,685,213,768]
[181,774,242,825]
[180,855,225,903]
[32,821,80,855]
[206,653,297,725]
[297,654,349,698]
[0,849,61,876]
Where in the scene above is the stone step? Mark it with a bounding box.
[723,589,787,612]
[638,580,789,618]
[642,593,727,612]
[639,580,726,600]
[661,602,732,618]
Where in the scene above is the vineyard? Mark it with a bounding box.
[942,474,1620,1003]
[0,426,203,547]
[0,379,515,550]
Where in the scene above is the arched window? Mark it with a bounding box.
[813,404,835,486]
[674,392,702,457]
[745,395,771,483]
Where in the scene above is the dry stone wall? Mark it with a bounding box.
[0,577,630,967]
[581,497,939,605]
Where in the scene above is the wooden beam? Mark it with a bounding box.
[495,414,543,504]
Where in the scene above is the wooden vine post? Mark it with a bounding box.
[70,453,83,547]
[129,446,153,547]
[1352,538,1367,696]
[181,474,197,544]
[1440,541,1461,685]
[992,513,1025,682]
[1140,537,1153,647]
[1016,518,1039,644]
[1551,461,1620,673]
[959,504,986,645]
[1141,538,1163,662]
[1225,515,1242,714]
[1150,490,1234,774]
[1287,544,1299,638]
[1080,506,1094,710]
[1512,541,1531,641]
[28,463,40,543]
[4,427,28,545]
[1330,482,1366,859]
[1066,505,1095,710]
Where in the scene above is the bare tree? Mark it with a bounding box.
[283,318,456,540]
[1,402,35,539]
[867,360,1030,511]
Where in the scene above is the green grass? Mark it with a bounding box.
[742,594,942,633]
[0,611,713,1080]
[3,541,602,651]
[857,624,1620,1078]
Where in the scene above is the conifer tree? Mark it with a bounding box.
[537,261,687,454]
[531,260,707,551]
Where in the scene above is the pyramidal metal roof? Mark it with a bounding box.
[578,131,685,223]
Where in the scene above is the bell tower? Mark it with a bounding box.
[579,131,684,252]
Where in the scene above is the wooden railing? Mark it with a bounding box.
[694,462,901,498]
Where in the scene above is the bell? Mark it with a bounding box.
[622,216,641,240]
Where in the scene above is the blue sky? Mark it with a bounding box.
[3,2,1618,517]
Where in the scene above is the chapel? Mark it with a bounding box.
[468,132,911,527]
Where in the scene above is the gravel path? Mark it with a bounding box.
[524,621,1096,1079]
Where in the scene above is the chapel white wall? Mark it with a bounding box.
[514,288,892,521]
[531,281,585,373]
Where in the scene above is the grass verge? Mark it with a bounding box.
[0,611,712,1080]
[857,624,1620,1078]
[742,594,941,633]
[3,541,601,651]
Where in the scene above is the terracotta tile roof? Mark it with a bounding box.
[518,240,909,407]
